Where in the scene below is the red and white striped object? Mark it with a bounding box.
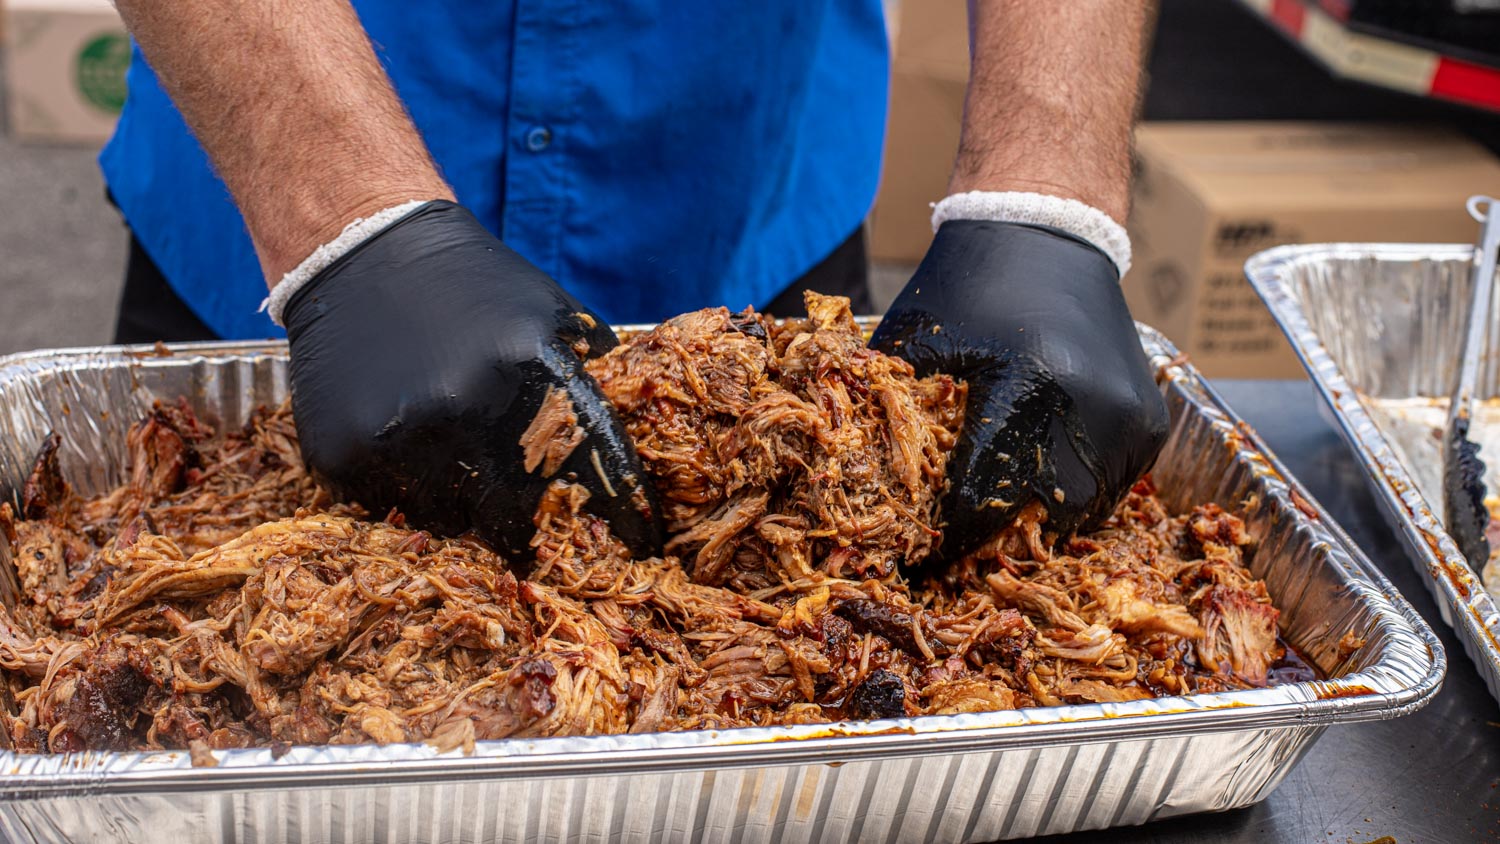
[1237,0,1500,114]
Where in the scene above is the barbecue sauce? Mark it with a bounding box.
[1267,636,1320,685]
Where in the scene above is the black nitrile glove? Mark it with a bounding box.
[870,220,1169,558]
[282,200,662,559]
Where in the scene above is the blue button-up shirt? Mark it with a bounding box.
[99,2,890,339]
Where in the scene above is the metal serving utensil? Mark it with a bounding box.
[1443,195,1500,571]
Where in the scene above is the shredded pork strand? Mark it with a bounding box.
[0,293,1302,754]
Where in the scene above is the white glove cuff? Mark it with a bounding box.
[931,191,1132,278]
[261,199,430,327]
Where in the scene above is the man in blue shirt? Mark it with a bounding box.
[104,1,1167,564]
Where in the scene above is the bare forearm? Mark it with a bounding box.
[114,0,453,284]
[951,0,1154,223]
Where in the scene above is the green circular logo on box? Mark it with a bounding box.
[75,32,130,114]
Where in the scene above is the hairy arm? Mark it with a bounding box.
[114,0,454,284]
[950,0,1155,224]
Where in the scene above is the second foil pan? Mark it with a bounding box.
[1249,242,1500,703]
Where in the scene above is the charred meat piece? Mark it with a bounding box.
[835,599,930,658]
[846,668,908,719]
[46,637,152,752]
[22,434,66,520]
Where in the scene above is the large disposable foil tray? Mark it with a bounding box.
[1248,243,1500,705]
[0,328,1442,843]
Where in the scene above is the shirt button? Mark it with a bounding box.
[525,126,552,152]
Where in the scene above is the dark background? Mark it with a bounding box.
[1143,0,1500,153]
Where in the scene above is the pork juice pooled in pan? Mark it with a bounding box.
[0,294,1308,754]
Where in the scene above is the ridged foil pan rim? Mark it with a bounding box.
[1247,241,1500,701]
[0,328,1443,800]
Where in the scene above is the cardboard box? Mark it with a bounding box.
[869,0,967,264]
[1126,122,1500,378]
[866,4,1500,377]
[4,0,129,144]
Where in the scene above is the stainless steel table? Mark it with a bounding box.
[1042,380,1500,844]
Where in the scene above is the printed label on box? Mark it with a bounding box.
[75,30,130,114]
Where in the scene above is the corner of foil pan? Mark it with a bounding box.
[1136,319,1444,715]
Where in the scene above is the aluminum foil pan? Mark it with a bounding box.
[1247,242,1500,704]
[0,329,1442,843]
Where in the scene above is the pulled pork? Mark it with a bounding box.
[583,294,963,588]
[0,294,1301,754]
